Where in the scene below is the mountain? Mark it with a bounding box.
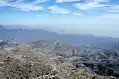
[29,40,119,78]
[0,25,119,78]
[0,25,59,42]
[0,25,119,48]
[0,40,118,78]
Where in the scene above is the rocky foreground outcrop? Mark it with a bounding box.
[0,44,116,79]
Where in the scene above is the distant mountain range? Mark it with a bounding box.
[0,25,119,48]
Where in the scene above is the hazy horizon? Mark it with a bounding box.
[0,0,119,38]
[0,24,118,38]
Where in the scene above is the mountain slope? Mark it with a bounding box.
[0,25,119,48]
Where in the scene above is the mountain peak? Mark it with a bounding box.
[0,25,5,29]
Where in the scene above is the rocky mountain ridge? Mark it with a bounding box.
[31,40,119,78]
[0,40,118,79]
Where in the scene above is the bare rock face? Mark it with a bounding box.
[0,43,117,79]
[0,52,115,79]
[0,61,5,79]
[2,54,58,79]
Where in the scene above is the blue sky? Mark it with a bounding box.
[0,0,119,37]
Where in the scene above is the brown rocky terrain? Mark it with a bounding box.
[0,41,117,79]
